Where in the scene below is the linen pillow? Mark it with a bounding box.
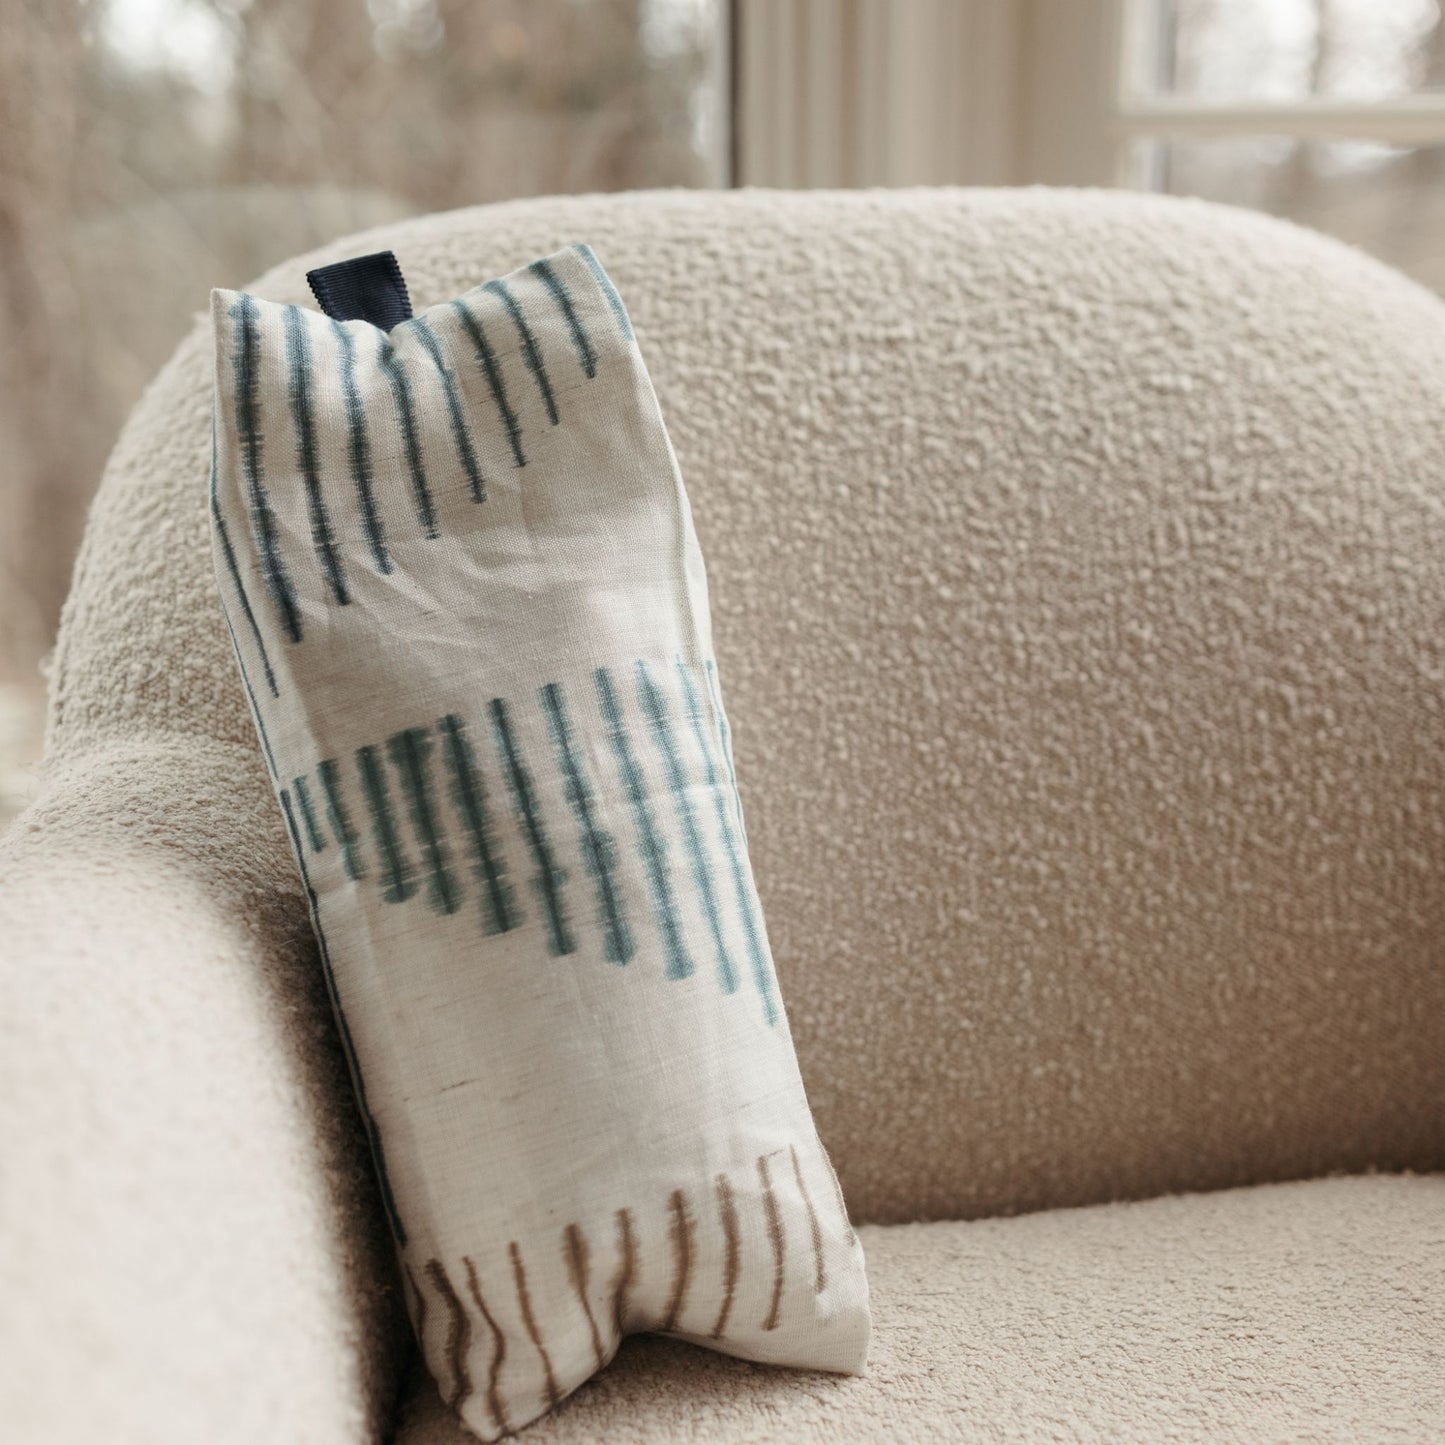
[208,245,870,1440]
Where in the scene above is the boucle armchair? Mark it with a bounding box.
[2,188,1442,1445]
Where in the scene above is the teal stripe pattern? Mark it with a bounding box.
[389,727,461,916]
[577,244,634,341]
[541,682,633,965]
[378,335,439,540]
[231,294,302,642]
[596,665,693,981]
[285,305,348,604]
[358,743,416,904]
[280,668,777,1013]
[490,697,573,956]
[331,320,390,574]
[453,300,525,468]
[530,257,597,379]
[319,757,366,881]
[637,661,737,995]
[293,774,326,852]
[484,278,559,425]
[679,660,776,1025]
[279,786,407,1247]
[412,315,486,503]
[210,415,279,697]
[438,713,518,936]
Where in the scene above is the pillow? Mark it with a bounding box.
[208,245,870,1440]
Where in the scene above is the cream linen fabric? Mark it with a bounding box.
[2,188,1443,1444]
[398,1174,1445,1445]
[208,247,869,1441]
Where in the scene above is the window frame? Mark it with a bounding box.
[1113,0,1445,185]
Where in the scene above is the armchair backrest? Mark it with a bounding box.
[50,187,1445,1227]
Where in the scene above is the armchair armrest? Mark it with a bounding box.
[0,739,408,1445]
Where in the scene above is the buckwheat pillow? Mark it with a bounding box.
[208,246,870,1441]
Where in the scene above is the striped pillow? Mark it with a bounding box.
[208,245,870,1440]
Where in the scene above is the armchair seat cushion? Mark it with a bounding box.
[396,1174,1444,1444]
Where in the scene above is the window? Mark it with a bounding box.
[0,0,728,821]
[1119,0,1445,293]
[0,6,727,650]
[732,0,1445,292]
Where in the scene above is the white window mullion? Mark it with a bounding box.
[1113,0,1445,149]
[1117,95,1445,146]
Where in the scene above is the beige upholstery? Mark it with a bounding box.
[2,188,1442,1443]
[399,1174,1445,1444]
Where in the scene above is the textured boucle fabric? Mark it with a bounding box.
[395,1174,1445,1444]
[0,742,407,1444]
[4,188,1444,1442]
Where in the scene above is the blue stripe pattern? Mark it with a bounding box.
[280,786,407,1247]
[637,661,737,995]
[285,306,348,604]
[273,662,777,1015]
[389,727,461,916]
[484,278,559,425]
[293,773,326,851]
[216,267,786,1020]
[378,335,438,539]
[331,320,390,573]
[210,415,279,697]
[679,660,776,1024]
[412,316,486,503]
[530,257,597,378]
[318,757,366,881]
[577,244,634,341]
[357,743,415,903]
[232,294,302,642]
[542,681,633,965]
[596,665,693,980]
[490,696,573,956]
[453,300,525,468]
[438,713,518,936]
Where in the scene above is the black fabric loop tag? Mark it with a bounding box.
[306,250,414,331]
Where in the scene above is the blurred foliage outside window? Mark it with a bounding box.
[0,0,723,690]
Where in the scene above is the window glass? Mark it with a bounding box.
[1143,135,1445,293]
[1153,0,1445,101]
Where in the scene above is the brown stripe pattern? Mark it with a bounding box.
[425,1258,474,1411]
[463,1254,511,1438]
[791,1144,827,1295]
[399,1144,855,1433]
[564,1222,606,1368]
[710,1173,741,1339]
[758,1152,787,1331]
[610,1207,637,1337]
[660,1188,694,1333]
[511,1239,560,1408]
